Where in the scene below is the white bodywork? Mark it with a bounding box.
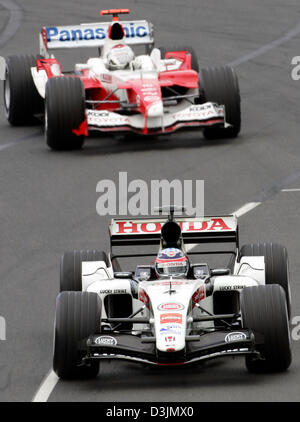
[80,253,265,354]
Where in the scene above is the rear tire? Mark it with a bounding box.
[60,250,110,292]
[53,291,101,379]
[199,66,241,139]
[45,76,85,150]
[241,285,291,373]
[239,242,291,319]
[4,55,43,125]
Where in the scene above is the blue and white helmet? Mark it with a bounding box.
[155,248,189,278]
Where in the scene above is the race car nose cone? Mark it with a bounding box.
[147,101,163,117]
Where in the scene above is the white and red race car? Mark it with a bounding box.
[3,9,241,150]
[53,207,291,379]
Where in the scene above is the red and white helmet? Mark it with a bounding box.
[155,248,189,278]
[107,44,135,70]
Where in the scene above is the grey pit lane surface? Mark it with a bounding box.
[0,0,300,402]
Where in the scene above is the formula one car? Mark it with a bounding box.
[3,9,241,150]
[53,206,292,379]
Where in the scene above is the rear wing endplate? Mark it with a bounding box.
[40,20,154,57]
[109,215,238,248]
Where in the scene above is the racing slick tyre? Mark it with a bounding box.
[53,291,101,379]
[240,285,292,373]
[60,250,110,292]
[239,242,291,319]
[159,45,199,72]
[199,66,241,139]
[4,55,43,125]
[45,76,85,150]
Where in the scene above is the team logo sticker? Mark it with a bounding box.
[225,332,247,343]
[158,303,184,311]
[94,336,117,346]
[160,313,182,324]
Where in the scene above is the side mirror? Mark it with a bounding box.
[211,268,230,276]
[114,271,133,279]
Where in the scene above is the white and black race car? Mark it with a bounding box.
[53,207,292,379]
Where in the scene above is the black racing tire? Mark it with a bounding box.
[4,55,43,125]
[239,242,291,319]
[199,66,241,139]
[45,76,85,150]
[60,250,110,292]
[241,285,292,373]
[159,45,199,73]
[53,291,101,379]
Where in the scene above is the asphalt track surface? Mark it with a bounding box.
[0,0,300,402]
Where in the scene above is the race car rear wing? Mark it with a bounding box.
[109,215,239,252]
[40,20,154,57]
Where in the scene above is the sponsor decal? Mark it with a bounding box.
[219,285,247,291]
[192,286,205,306]
[95,336,117,346]
[46,23,148,44]
[111,217,232,234]
[87,110,129,126]
[160,313,182,324]
[164,248,177,258]
[158,303,184,311]
[225,332,247,343]
[139,288,150,307]
[165,335,176,343]
[156,280,185,286]
[101,74,112,83]
[157,261,185,268]
[173,103,224,121]
[99,289,127,294]
[160,325,182,336]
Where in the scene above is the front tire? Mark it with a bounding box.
[239,242,291,319]
[4,55,43,125]
[60,250,110,292]
[45,76,85,150]
[53,291,101,379]
[199,66,241,139]
[241,285,291,373]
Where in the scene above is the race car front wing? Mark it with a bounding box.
[85,102,226,135]
[82,328,260,366]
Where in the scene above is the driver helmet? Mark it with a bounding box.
[106,44,135,70]
[155,248,189,278]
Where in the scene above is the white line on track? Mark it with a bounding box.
[32,370,59,403]
[232,202,261,217]
[0,0,23,47]
[281,188,300,192]
[0,142,16,151]
[228,20,300,67]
